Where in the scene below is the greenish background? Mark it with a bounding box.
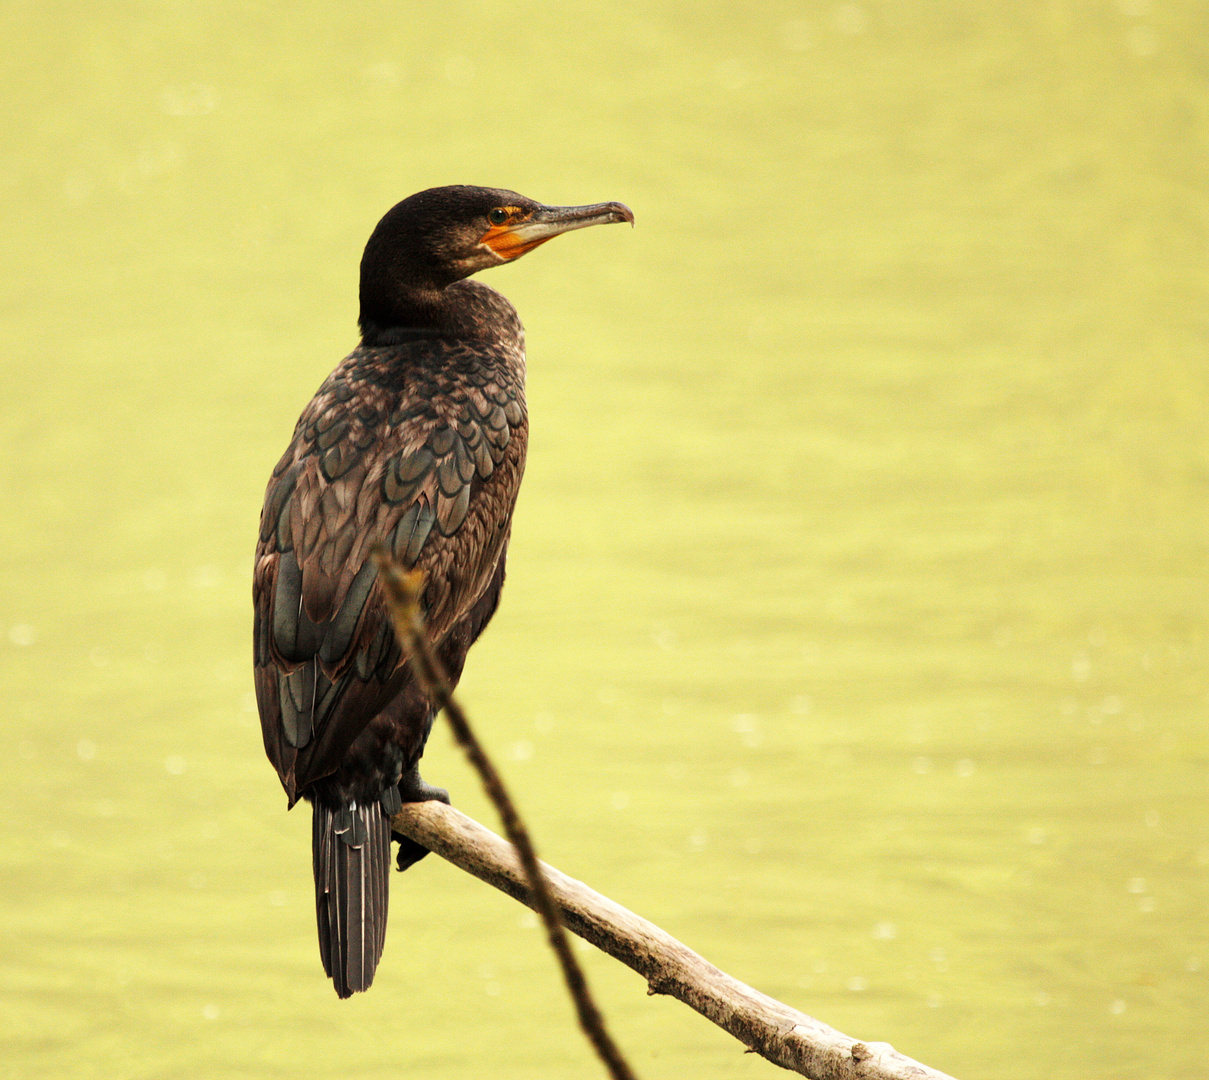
[1,2,1205,1078]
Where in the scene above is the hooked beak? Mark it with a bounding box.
[479,201,635,261]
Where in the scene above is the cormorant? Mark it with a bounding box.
[253,186,633,998]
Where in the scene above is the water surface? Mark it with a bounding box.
[1,3,1205,1078]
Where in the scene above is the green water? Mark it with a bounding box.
[1,2,1206,1077]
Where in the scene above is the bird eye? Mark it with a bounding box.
[487,207,509,226]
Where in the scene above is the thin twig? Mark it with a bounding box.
[372,548,639,1080]
[392,800,961,1080]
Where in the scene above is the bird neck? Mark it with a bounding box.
[358,282,445,345]
[358,279,521,349]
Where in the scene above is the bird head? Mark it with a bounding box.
[360,185,633,296]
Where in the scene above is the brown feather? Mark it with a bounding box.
[254,293,528,800]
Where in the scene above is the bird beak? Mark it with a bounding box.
[479,201,635,261]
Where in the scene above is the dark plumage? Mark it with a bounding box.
[253,185,633,997]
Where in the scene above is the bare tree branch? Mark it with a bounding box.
[392,800,961,1080]
[372,547,958,1079]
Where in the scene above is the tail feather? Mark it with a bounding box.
[312,801,390,998]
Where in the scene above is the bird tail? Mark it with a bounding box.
[312,800,391,998]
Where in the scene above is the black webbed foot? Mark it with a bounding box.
[397,762,451,805]
[387,763,451,871]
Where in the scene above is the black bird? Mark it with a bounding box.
[253,186,633,998]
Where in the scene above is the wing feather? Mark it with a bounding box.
[254,341,527,801]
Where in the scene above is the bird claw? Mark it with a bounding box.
[388,764,450,871]
[396,763,450,806]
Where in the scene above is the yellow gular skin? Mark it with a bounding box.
[478,220,550,261]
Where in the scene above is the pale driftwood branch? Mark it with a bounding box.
[392,801,960,1080]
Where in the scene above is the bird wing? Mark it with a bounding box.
[253,345,527,803]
